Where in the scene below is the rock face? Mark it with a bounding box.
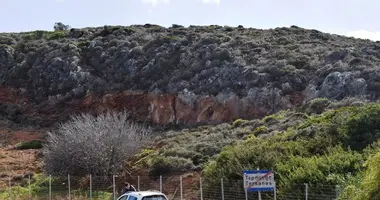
[80,89,285,126]
[0,25,378,127]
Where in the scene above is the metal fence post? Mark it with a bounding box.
[28,175,31,200]
[200,176,203,200]
[180,175,183,200]
[257,167,261,200]
[8,178,11,196]
[49,175,52,200]
[113,175,116,200]
[221,177,224,200]
[90,174,93,200]
[274,181,276,200]
[160,175,163,192]
[138,175,140,191]
[305,183,308,200]
[68,174,71,200]
[335,185,339,199]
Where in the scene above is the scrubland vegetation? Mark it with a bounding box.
[132,99,380,199]
[2,23,380,199]
[3,99,380,199]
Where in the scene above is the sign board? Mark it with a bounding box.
[243,170,275,192]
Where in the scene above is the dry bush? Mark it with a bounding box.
[43,111,151,177]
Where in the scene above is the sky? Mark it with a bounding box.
[1,0,380,41]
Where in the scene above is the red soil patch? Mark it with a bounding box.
[0,86,26,104]
[0,130,44,145]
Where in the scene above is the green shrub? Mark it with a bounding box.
[343,104,380,150]
[0,173,112,200]
[280,148,363,198]
[262,111,286,123]
[201,104,380,198]
[15,140,43,150]
[0,184,29,199]
[0,174,57,199]
[202,134,365,198]
[148,156,195,177]
[296,104,380,151]
[276,146,363,190]
[161,147,204,166]
[142,103,380,191]
[352,150,380,200]
[252,125,267,136]
[71,190,113,199]
[22,30,46,39]
[232,118,248,127]
[309,98,331,114]
[193,142,220,157]
[76,41,90,49]
[44,30,67,40]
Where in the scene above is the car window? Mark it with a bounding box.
[142,195,167,200]
[117,195,129,200]
[128,196,138,200]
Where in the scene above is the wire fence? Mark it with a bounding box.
[0,174,354,200]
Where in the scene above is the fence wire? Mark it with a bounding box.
[0,174,351,200]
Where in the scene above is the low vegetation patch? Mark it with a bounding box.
[134,110,305,176]
[0,173,112,200]
[200,103,380,199]
[14,140,43,150]
[126,103,380,199]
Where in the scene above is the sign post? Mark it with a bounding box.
[257,167,261,200]
[243,170,276,199]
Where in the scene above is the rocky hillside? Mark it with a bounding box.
[0,24,378,128]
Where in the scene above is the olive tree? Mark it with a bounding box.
[43,111,151,176]
[53,22,70,31]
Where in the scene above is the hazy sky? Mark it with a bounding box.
[1,0,380,41]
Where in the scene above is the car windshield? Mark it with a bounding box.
[142,195,167,200]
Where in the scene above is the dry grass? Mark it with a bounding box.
[0,130,44,187]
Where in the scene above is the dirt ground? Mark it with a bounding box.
[0,130,44,187]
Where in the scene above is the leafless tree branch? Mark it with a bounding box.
[43,110,151,176]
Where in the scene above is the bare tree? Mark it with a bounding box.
[43,111,151,176]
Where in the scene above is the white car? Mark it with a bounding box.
[116,190,168,200]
